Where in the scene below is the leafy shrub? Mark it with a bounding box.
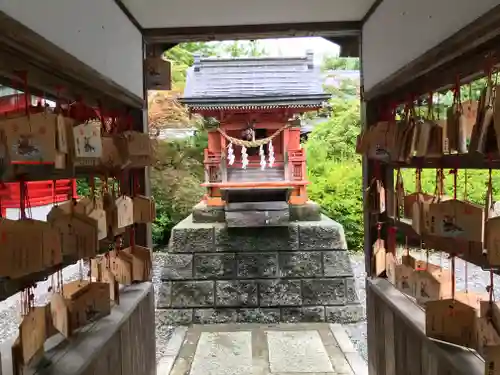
[151,132,207,245]
[308,159,364,250]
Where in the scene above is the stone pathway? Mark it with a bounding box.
[157,323,368,375]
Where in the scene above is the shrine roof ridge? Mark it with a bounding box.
[182,51,327,106]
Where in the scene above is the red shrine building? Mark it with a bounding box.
[181,52,330,224]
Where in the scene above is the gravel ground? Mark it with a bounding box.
[0,251,497,364]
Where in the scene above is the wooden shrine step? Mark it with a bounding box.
[225,201,289,228]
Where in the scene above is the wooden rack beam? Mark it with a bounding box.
[390,217,497,275]
[371,153,500,169]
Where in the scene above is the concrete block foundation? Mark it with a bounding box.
[157,214,364,324]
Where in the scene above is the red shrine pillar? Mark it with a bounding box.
[287,121,308,206]
[203,128,225,207]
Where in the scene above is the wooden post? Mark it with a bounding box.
[220,131,227,183]
[283,127,290,180]
[361,31,394,278]
[132,42,155,250]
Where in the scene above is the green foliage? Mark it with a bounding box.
[308,159,364,250]
[322,55,360,71]
[165,42,219,91]
[306,103,364,250]
[306,97,361,163]
[305,55,364,250]
[76,178,90,197]
[218,40,268,58]
[151,130,207,245]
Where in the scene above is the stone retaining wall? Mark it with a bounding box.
[157,215,364,325]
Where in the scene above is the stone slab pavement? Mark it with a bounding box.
[157,323,368,375]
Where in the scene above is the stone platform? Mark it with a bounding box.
[157,323,368,375]
[157,214,364,325]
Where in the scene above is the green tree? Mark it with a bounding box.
[322,55,360,71]
[151,128,207,245]
[218,40,268,58]
[164,42,218,91]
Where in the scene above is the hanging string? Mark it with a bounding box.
[416,168,422,193]
[450,166,459,301]
[489,269,495,308]
[462,170,469,293]
[488,167,495,307]
[19,180,26,220]
[19,179,28,317]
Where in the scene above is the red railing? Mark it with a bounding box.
[0,180,76,208]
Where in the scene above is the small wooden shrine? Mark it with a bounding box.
[181,52,330,226]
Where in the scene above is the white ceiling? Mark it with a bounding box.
[121,0,376,29]
[362,0,500,91]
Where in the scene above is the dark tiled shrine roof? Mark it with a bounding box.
[181,52,330,110]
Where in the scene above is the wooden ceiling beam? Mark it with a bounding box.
[143,21,361,44]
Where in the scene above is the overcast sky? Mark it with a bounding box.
[215,36,340,64]
[260,37,340,60]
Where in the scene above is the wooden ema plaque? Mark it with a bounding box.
[486,217,500,265]
[386,254,416,295]
[0,219,62,279]
[100,136,123,169]
[481,301,500,332]
[102,268,120,303]
[133,195,156,224]
[428,199,485,243]
[404,192,433,219]
[411,195,433,235]
[145,57,171,91]
[426,292,483,349]
[110,251,134,285]
[12,305,56,375]
[90,256,104,281]
[0,112,59,164]
[367,180,386,214]
[116,195,134,229]
[427,120,445,156]
[115,131,155,168]
[72,121,103,159]
[410,263,452,305]
[47,206,98,259]
[414,120,437,157]
[372,239,386,277]
[103,195,134,236]
[90,256,120,303]
[103,192,125,237]
[478,301,500,374]
[50,280,111,337]
[72,197,108,241]
[17,308,46,366]
[122,245,153,282]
